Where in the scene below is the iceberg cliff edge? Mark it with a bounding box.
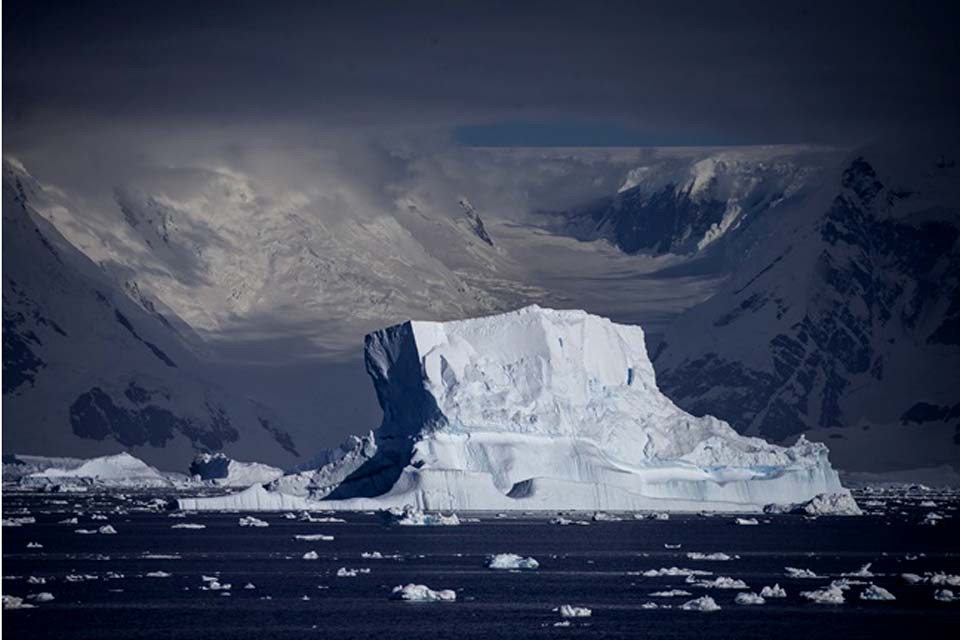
[179,306,852,512]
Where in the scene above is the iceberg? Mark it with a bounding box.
[860,585,895,601]
[179,307,850,512]
[734,592,765,605]
[20,452,173,489]
[486,554,539,570]
[189,453,284,487]
[391,583,456,602]
[680,596,721,611]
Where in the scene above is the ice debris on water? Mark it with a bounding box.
[171,523,206,529]
[146,571,171,578]
[680,596,721,611]
[336,567,370,577]
[735,592,765,605]
[391,583,456,602]
[934,589,956,602]
[558,605,592,618]
[842,563,874,578]
[294,534,334,541]
[800,583,846,604]
[303,551,320,560]
[760,584,787,598]
[385,505,460,527]
[687,552,735,561]
[486,553,539,570]
[689,576,749,590]
[649,590,692,597]
[860,584,895,601]
[785,567,822,579]
[3,595,35,609]
[27,592,55,603]
[734,517,759,525]
[238,516,269,527]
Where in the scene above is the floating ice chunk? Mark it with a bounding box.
[294,534,334,541]
[735,592,765,605]
[760,584,787,598]
[385,506,460,526]
[842,563,874,578]
[238,516,269,528]
[687,552,735,561]
[26,542,43,549]
[680,596,721,611]
[3,595,35,609]
[691,576,749,589]
[486,554,539,570]
[202,580,231,591]
[930,573,960,587]
[653,513,671,521]
[649,589,692,597]
[921,512,944,526]
[642,567,713,577]
[550,517,590,526]
[800,584,845,604]
[592,512,621,522]
[75,529,98,534]
[27,592,55,603]
[299,513,346,523]
[919,500,937,508]
[146,571,171,578]
[361,551,383,559]
[934,589,956,602]
[143,554,181,560]
[553,621,571,627]
[559,605,592,618]
[734,518,759,526]
[785,567,822,579]
[59,517,78,524]
[640,602,664,609]
[244,583,256,589]
[303,551,320,560]
[390,583,456,602]
[90,514,108,521]
[764,492,862,516]
[98,525,117,534]
[902,573,925,584]
[27,576,46,585]
[171,523,206,529]
[860,585,895,601]
[336,567,370,577]
[664,543,682,549]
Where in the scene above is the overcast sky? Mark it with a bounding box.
[5,0,959,153]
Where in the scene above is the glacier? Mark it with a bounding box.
[179,306,851,512]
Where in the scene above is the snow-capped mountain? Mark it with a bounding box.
[181,306,850,512]
[652,139,960,472]
[2,160,300,469]
[554,146,839,257]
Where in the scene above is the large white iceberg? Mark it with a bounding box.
[179,306,850,512]
[20,452,173,489]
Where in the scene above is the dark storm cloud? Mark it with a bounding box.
[3,0,959,146]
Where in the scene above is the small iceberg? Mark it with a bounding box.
[800,584,845,604]
[680,596,721,611]
[295,534,334,541]
[734,592,765,605]
[391,583,456,602]
[733,517,759,526]
[785,567,822,579]
[558,605,592,618]
[687,552,735,561]
[860,584,895,601]
[303,551,320,560]
[486,554,539,570]
[760,584,787,598]
[171,523,206,529]
[384,505,460,527]
[238,516,269,528]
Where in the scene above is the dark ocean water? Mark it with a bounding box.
[3,489,959,639]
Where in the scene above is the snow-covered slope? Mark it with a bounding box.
[180,306,848,512]
[554,146,838,256]
[20,452,173,488]
[2,160,300,469]
[653,139,960,473]
[189,452,284,486]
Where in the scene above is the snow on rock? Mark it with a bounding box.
[391,583,456,602]
[486,554,539,570]
[180,307,848,512]
[559,605,592,618]
[760,584,787,598]
[860,585,896,601]
[20,453,173,489]
[735,592,765,605]
[680,596,721,612]
[189,453,284,487]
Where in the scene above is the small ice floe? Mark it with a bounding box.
[930,573,960,586]
[361,551,383,559]
[641,567,712,577]
[842,563,874,578]
[27,576,47,585]
[553,621,571,627]
[143,554,181,560]
[238,516,269,528]
[299,513,346,523]
[760,584,787,598]
[902,573,925,584]
[680,596,721,611]
[384,505,460,526]
[27,592,55,603]
[649,589,692,598]
[640,602,666,610]
[653,513,670,521]
[664,543,682,549]
[167,512,187,518]
[550,517,590,526]
[687,552,735,561]
[689,576,749,590]
[3,595,35,609]
[171,523,206,529]
[294,534,334,541]
[921,512,944,526]
[735,592,765,605]
[58,517,79,525]
[303,551,320,560]
[390,583,456,602]
[934,589,956,602]
[336,567,370,577]
[860,584,895,601]
[592,512,621,522]
[98,525,117,534]
[75,529,98,534]
[146,571,172,578]
[3,517,35,527]
[785,567,822,579]
[301,595,310,601]
[201,579,231,591]
[558,604,592,618]
[486,554,539,570]
[90,514,109,521]
[733,517,759,526]
[800,583,845,604]
[26,542,43,549]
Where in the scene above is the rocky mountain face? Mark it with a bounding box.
[652,142,960,472]
[2,161,300,468]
